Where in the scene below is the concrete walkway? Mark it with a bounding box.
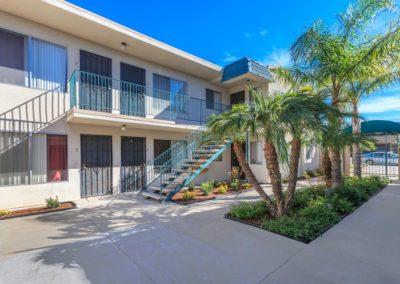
[0,184,399,284]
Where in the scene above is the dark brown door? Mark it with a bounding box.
[81,135,112,197]
[154,139,171,158]
[154,139,171,166]
[230,91,245,106]
[120,63,146,116]
[79,50,112,112]
[121,136,146,192]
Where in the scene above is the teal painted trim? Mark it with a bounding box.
[163,141,232,202]
[221,57,274,82]
[69,70,77,108]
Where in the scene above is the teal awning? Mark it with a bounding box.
[221,57,274,82]
[344,120,400,134]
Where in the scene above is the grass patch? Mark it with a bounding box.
[227,176,388,243]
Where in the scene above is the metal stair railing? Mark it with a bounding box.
[0,84,68,154]
[163,140,232,201]
[120,130,204,192]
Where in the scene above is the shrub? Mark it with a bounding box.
[242,183,252,190]
[334,185,364,206]
[201,181,214,196]
[182,191,195,201]
[292,185,326,209]
[231,167,241,182]
[262,203,339,242]
[188,182,196,192]
[231,180,240,191]
[217,181,228,187]
[46,196,60,209]
[229,201,268,219]
[331,195,354,214]
[305,169,316,178]
[0,209,10,217]
[217,184,228,194]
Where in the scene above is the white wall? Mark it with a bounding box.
[0,115,234,209]
[0,11,229,112]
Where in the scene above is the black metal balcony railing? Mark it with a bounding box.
[70,70,229,125]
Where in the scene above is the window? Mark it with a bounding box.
[30,39,67,90]
[0,28,27,86]
[0,133,67,186]
[250,142,263,165]
[153,74,187,113]
[47,135,68,182]
[0,28,67,90]
[206,89,222,110]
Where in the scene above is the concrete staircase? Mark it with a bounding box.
[142,139,231,202]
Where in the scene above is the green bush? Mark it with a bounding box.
[229,201,268,219]
[46,196,60,209]
[231,180,240,191]
[331,195,354,214]
[262,203,339,242]
[292,185,326,209]
[188,182,196,192]
[335,185,365,206]
[259,175,387,242]
[182,191,195,201]
[201,181,214,196]
[217,184,228,194]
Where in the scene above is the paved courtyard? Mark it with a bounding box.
[1,184,400,284]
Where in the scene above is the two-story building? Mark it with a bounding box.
[0,0,320,209]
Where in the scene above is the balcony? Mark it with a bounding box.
[68,70,229,129]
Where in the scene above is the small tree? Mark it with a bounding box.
[207,105,276,216]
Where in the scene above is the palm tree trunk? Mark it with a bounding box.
[352,102,362,178]
[330,149,342,187]
[232,142,277,216]
[284,138,301,212]
[330,88,343,187]
[322,150,332,187]
[263,142,285,217]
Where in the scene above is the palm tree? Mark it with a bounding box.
[207,105,277,216]
[344,69,400,178]
[285,0,400,187]
[236,88,338,216]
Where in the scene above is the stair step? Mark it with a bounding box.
[148,186,161,191]
[142,191,164,201]
[161,187,175,194]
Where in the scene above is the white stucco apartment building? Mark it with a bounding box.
[0,0,320,209]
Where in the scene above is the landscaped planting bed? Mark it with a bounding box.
[172,181,253,205]
[0,201,77,220]
[226,176,388,243]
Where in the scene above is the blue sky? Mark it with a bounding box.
[69,0,400,121]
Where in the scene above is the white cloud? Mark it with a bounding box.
[244,32,253,38]
[359,93,400,114]
[222,52,239,63]
[259,30,268,37]
[260,48,291,67]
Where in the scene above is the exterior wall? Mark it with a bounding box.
[0,11,229,113]
[0,117,231,209]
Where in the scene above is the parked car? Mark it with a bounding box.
[361,152,399,165]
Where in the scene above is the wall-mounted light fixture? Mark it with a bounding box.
[121,42,127,50]
[121,124,126,131]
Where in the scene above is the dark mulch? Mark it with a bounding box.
[0,202,77,220]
